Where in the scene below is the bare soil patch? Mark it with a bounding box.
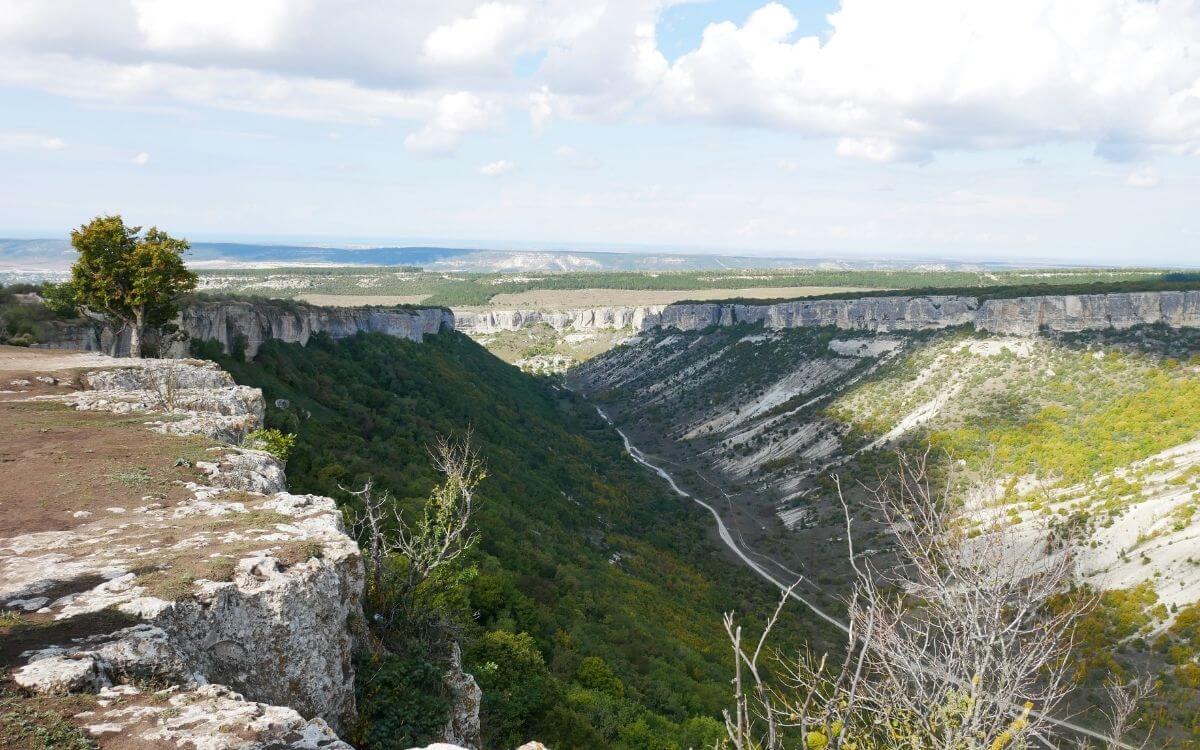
[0,401,213,536]
[0,348,217,537]
[297,293,429,306]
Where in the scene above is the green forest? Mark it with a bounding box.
[197,331,825,750]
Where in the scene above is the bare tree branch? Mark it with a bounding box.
[718,450,1133,750]
[344,430,486,630]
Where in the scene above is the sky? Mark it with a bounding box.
[1,0,1199,265]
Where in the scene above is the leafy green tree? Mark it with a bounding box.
[577,656,625,698]
[40,281,79,317]
[243,427,297,463]
[470,630,560,748]
[66,215,197,357]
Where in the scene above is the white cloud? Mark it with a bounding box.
[132,151,150,165]
[132,0,290,52]
[528,85,554,133]
[0,131,66,150]
[1127,166,1162,188]
[480,158,515,176]
[651,0,1200,160]
[2,0,1200,162]
[835,137,928,164]
[423,3,527,69]
[0,51,434,124]
[404,91,501,156]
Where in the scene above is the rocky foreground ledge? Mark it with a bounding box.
[0,351,362,748]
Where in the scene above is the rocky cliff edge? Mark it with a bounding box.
[0,350,363,748]
[455,289,1200,337]
[46,298,455,359]
[657,289,1200,334]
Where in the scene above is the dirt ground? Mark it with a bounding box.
[297,293,429,306]
[0,346,213,537]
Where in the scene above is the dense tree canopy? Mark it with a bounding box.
[64,215,197,357]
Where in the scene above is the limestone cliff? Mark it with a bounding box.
[456,290,1200,340]
[1,356,363,747]
[176,299,454,358]
[453,305,663,334]
[656,290,1200,335]
[44,298,454,359]
[973,290,1200,334]
[657,295,977,332]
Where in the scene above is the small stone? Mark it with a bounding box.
[7,597,49,611]
[34,375,58,385]
[105,507,126,514]
[14,654,105,693]
[9,379,31,387]
[73,510,93,518]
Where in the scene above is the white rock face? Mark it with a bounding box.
[656,290,1200,335]
[175,299,454,358]
[1,358,365,746]
[44,299,454,359]
[975,290,1200,334]
[65,358,264,442]
[454,306,664,334]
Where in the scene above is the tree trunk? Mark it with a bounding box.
[130,307,146,358]
[107,323,126,357]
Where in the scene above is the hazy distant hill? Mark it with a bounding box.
[0,237,1068,274]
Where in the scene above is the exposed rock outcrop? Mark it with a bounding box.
[458,290,1200,338]
[454,306,662,334]
[43,299,454,359]
[658,295,977,332]
[656,290,1200,335]
[64,359,264,442]
[1,356,364,746]
[441,642,483,749]
[974,290,1200,334]
[175,299,454,358]
[75,684,353,750]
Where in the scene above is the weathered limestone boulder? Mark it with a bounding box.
[196,449,288,493]
[66,358,264,442]
[155,514,362,728]
[15,624,201,693]
[441,642,483,749]
[75,684,353,750]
